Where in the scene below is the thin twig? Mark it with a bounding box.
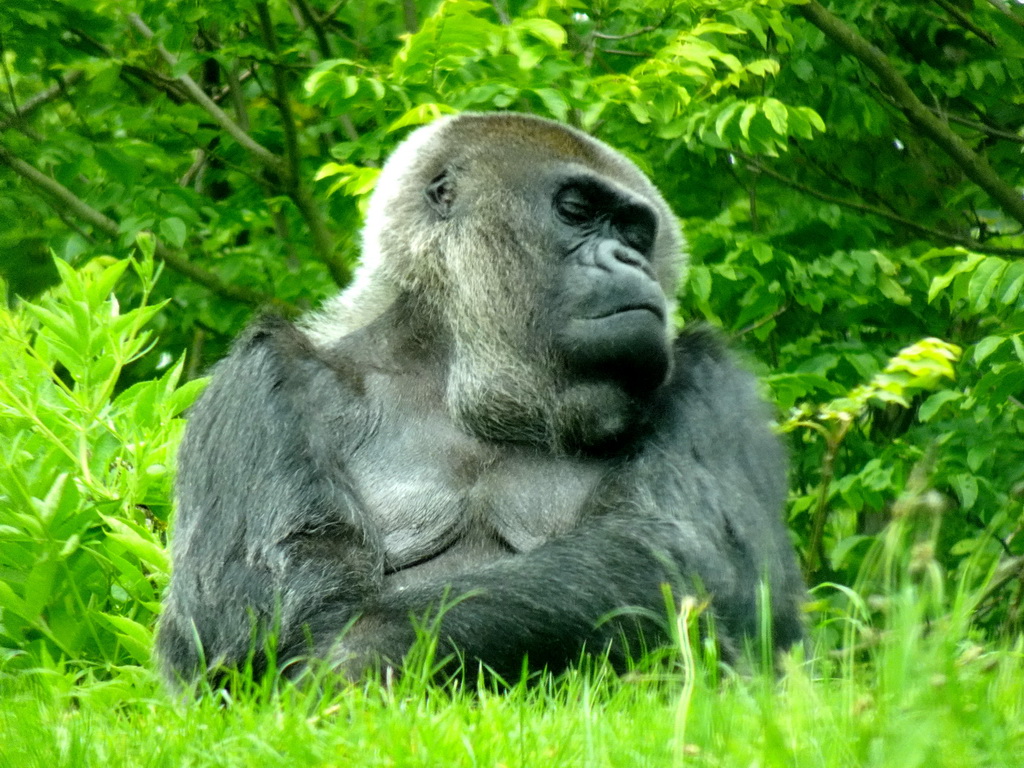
[224,63,251,132]
[985,0,1024,30]
[800,1,1024,230]
[0,71,85,131]
[64,27,192,103]
[600,49,648,58]
[178,149,208,188]
[733,151,1024,256]
[592,3,675,40]
[735,302,788,338]
[796,146,907,215]
[929,0,997,46]
[186,328,207,382]
[321,0,349,21]
[805,419,851,581]
[927,106,1024,145]
[255,2,344,284]
[256,3,300,186]
[292,0,334,58]
[0,105,43,141]
[130,12,345,285]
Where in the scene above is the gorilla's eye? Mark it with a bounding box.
[555,188,595,225]
[619,211,657,255]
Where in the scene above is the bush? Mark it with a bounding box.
[0,241,203,673]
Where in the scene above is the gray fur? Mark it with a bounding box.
[157,113,802,685]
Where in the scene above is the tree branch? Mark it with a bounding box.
[592,3,675,40]
[927,106,1024,145]
[255,3,300,186]
[0,70,84,131]
[224,63,251,132]
[929,0,997,47]
[129,12,347,286]
[287,0,361,148]
[985,0,1024,30]
[254,2,346,286]
[291,0,334,58]
[402,0,419,33]
[0,141,290,311]
[799,1,1024,230]
[126,14,284,174]
[732,151,1024,257]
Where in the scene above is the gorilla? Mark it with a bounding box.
[156,112,804,685]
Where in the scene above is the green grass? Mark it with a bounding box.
[2,603,1022,768]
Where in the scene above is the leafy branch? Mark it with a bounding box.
[0,141,289,311]
[126,13,349,286]
[0,70,83,131]
[929,0,997,47]
[733,151,1024,257]
[799,1,1024,231]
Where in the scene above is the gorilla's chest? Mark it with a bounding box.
[345,404,607,575]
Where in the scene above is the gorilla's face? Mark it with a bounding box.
[545,171,671,394]
[377,114,683,448]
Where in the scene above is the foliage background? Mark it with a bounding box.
[0,0,1022,676]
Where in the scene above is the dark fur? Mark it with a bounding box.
[157,114,804,684]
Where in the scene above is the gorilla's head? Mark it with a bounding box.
[308,112,687,452]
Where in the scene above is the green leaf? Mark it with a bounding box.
[927,252,985,303]
[534,88,570,122]
[791,58,814,81]
[739,103,757,138]
[167,377,209,417]
[0,579,27,617]
[515,18,566,48]
[388,104,457,132]
[714,101,743,139]
[101,515,170,575]
[950,474,979,510]
[968,257,1007,314]
[135,232,157,261]
[98,613,152,663]
[973,336,1005,365]
[158,218,187,249]
[727,8,767,47]
[918,389,961,422]
[996,260,1024,305]
[762,98,788,135]
[85,258,131,308]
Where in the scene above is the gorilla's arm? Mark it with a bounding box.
[160,318,664,680]
[157,317,384,679]
[159,321,798,682]
[331,327,801,680]
[330,514,690,679]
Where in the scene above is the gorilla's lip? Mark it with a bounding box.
[584,304,665,322]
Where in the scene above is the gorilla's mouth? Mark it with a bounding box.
[587,303,665,322]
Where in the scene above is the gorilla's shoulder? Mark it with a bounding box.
[218,313,370,398]
[232,313,314,355]
[669,323,765,404]
[672,322,730,361]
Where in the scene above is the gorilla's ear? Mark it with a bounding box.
[425,169,455,218]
